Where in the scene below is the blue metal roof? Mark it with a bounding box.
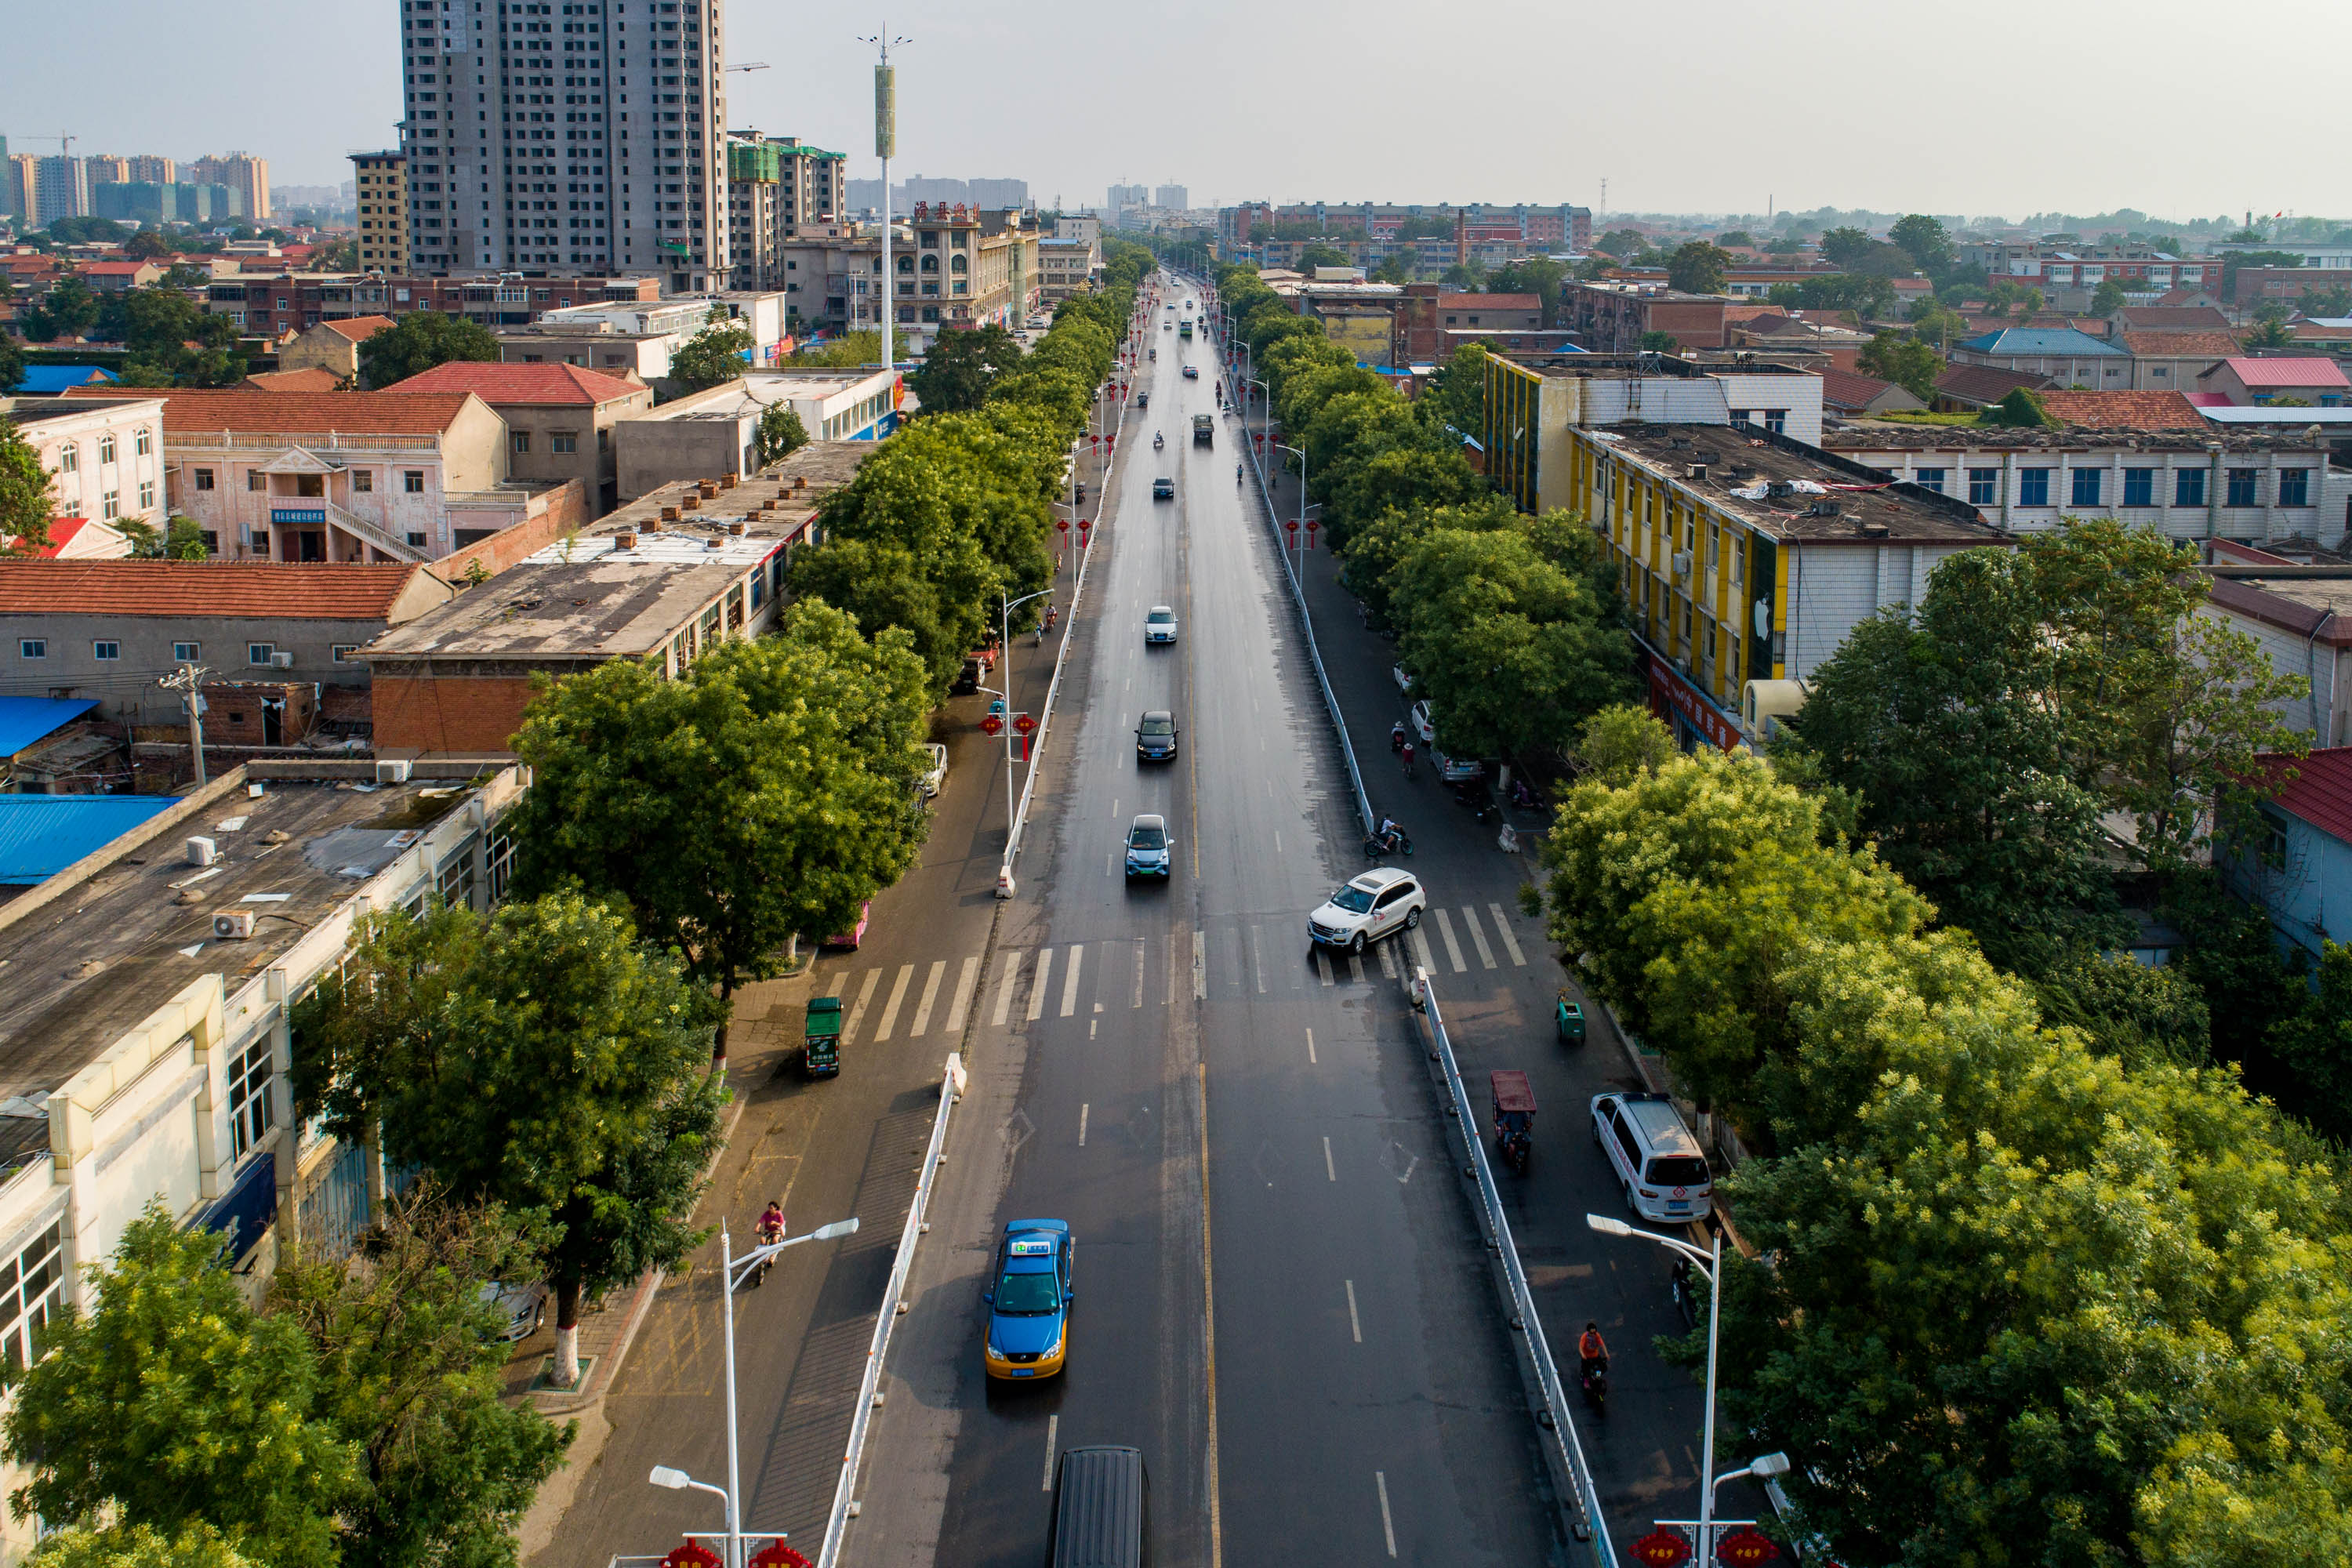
[1958,328,2129,358]
[0,795,174,885]
[12,365,120,394]
[0,698,97,758]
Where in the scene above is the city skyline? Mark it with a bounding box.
[5,0,2344,220]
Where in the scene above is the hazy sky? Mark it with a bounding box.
[5,0,2342,222]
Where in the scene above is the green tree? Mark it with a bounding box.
[503,604,932,1054]
[663,305,753,394]
[1638,329,1680,354]
[1593,228,1647,259]
[297,893,726,1388]
[753,402,808,469]
[0,334,22,395]
[906,322,1022,415]
[0,419,56,557]
[2243,315,2294,350]
[1414,343,1488,443]
[1982,386,2054,427]
[1855,332,1942,400]
[1487,256,1568,327]
[24,276,101,342]
[1571,702,1675,786]
[1389,518,1632,761]
[358,311,499,390]
[272,1194,573,1568]
[4,1208,356,1563]
[31,1524,253,1568]
[1367,252,1413,285]
[1296,243,1352,273]
[2107,612,2307,866]
[2297,283,2352,318]
[1714,230,1755,249]
[1817,225,1873,268]
[789,327,913,368]
[1888,213,1952,270]
[2089,276,2131,314]
[1665,241,1731,295]
[1905,302,1968,350]
[120,230,173,260]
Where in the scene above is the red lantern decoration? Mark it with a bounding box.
[1057,517,1070,533]
[1013,712,1036,736]
[1629,1530,1693,1568]
[1283,518,1298,533]
[1715,1526,1781,1566]
[750,1544,811,1568]
[660,1544,722,1568]
[981,713,1004,737]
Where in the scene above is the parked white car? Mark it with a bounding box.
[1410,699,1436,746]
[923,742,949,798]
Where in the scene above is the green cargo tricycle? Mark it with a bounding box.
[804,995,843,1078]
[1555,989,1586,1046]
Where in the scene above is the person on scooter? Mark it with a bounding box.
[1577,1322,1610,1385]
[1236,463,1243,485]
[757,1201,785,1249]
[1390,720,1406,752]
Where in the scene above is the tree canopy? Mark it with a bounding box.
[906,323,1024,416]
[666,305,754,394]
[358,312,499,390]
[0,419,56,557]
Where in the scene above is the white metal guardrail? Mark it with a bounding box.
[814,1052,967,1568]
[1000,376,1123,878]
[1417,970,1617,1568]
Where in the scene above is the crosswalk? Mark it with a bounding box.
[813,904,1537,1044]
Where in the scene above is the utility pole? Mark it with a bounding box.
[861,26,910,372]
[158,664,209,786]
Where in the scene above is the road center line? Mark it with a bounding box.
[1059,943,1084,1017]
[1305,1028,1316,1064]
[990,949,1024,1028]
[1041,1413,1058,1492]
[1323,1136,1335,1181]
[872,963,916,1041]
[1250,926,1266,994]
[1345,1279,1362,1341]
[1192,929,1207,1000]
[1132,938,1145,1007]
[1079,1104,1088,1147]
[1375,1471,1397,1557]
[907,960,947,1036]
[1027,948,1055,1022]
[946,953,981,1035]
[1488,903,1528,967]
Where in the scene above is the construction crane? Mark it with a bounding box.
[20,132,76,155]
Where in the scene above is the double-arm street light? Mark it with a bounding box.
[1585,1213,1781,1561]
[1272,441,1315,585]
[652,1214,860,1568]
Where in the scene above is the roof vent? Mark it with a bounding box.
[1686,463,1709,481]
[681,495,701,510]
[727,520,747,535]
[612,530,638,550]
[1766,481,1795,499]
[661,506,681,522]
[719,474,738,490]
[1809,499,1842,518]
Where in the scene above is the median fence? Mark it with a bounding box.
[1415,969,1617,1568]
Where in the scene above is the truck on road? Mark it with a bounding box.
[1192,414,1214,446]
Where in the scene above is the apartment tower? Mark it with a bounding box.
[394,0,728,290]
[351,151,410,272]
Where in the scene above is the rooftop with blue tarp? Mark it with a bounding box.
[9,365,120,395]
[0,795,175,885]
[0,698,98,758]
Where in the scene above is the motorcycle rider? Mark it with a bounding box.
[1390,720,1407,752]
[1577,1322,1610,1386]
[1377,815,1403,851]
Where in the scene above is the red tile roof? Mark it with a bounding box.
[1817,368,1900,410]
[36,519,90,558]
[64,387,477,437]
[2212,356,2351,390]
[2112,306,2233,332]
[2030,390,2208,430]
[321,315,395,343]
[2123,331,2242,358]
[2256,746,2352,845]
[388,360,648,405]
[1931,364,2054,403]
[240,368,347,394]
[79,261,154,277]
[0,561,428,619]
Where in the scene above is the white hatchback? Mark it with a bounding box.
[1308,867,1426,953]
[1145,605,1178,644]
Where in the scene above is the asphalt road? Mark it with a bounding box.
[849,274,1569,1567]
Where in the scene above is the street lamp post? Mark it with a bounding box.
[993,586,1055,887]
[658,1215,859,1568]
[1589,1214,1750,1561]
[1272,441,1312,585]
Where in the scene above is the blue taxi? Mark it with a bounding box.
[982,1218,1073,1380]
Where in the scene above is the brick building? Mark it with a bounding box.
[1558,281,1730,354]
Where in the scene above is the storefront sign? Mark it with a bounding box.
[1645,647,1744,752]
[271,508,326,525]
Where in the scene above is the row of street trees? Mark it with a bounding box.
[1214,261,1634,763]
[1540,706,2352,1566]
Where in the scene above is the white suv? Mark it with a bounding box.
[1308,867,1425,954]
[1590,1091,1715,1223]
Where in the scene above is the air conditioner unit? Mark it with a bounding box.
[212,911,255,941]
[269,651,296,669]
[186,837,217,867]
[376,759,413,783]
[1671,550,1693,576]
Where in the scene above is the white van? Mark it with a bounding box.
[1590,1091,1714,1223]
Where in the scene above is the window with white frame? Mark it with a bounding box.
[0,1222,65,1372]
[227,1036,275,1159]
[486,826,517,904]
[97,434,115,465]
[93,641,119,662]
[135,427,153,456]
[101,491,119,520]
[138,481,155,511]
[57,444,78,475]
[331,644,358,663]
[18,641,44,660]
[173,641,201,662]
[248,643,276,665]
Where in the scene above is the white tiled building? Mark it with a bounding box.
[1,395,169,535]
